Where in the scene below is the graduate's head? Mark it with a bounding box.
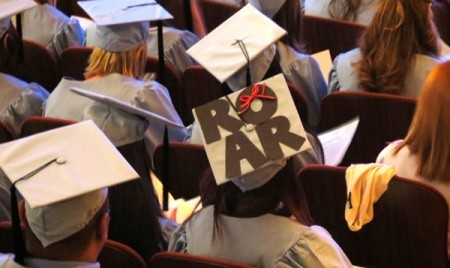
[0,121,139,263]
[193,74,313,228]
[20,190,110,261]
[395,61,450,182]
[356,0,439,94]
[84,22,149,79]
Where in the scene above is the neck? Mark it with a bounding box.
[85,75,104,81]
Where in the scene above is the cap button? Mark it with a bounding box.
[245,124,254,132]
[56,157,66,165]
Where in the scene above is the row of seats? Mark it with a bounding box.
[56,0,450,48]
[3,117,445,267]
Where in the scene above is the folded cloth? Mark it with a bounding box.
[345,163,396,231]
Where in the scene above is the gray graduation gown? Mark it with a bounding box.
[169,206,352,268]
[0,73,49,136]
[44,74,186,154]
[328,48,442,97]
[22,4,85,58]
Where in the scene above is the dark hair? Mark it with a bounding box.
[108,140,165,265]
[198,158,313,238]
[272,0,305,52]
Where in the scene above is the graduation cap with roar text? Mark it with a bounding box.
[193,74,312,191]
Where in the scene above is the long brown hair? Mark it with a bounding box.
[394,61,450,182]
[198,159,313,238]
[356,0,439,94]
[272,0,304,52]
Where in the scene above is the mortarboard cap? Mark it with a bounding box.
[186,4,286,83]
[0,120,139,208]
[193,74,311,190]
[70,87,185,129]
[0,0,36,21]
[0,120,139,247]
[248,0,286,18]
[78,0,173,52]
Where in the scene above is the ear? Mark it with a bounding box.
[97,212,110,241]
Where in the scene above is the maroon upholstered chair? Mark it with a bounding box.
[180,66,230,125]
[302,15,366,60]
[287,83,309,128]
[153,142,209,200]
[144,56,185,118]
[151,251,256,268]
[158,0,193,31]
[99,240,148,268]
[6,40,59,92]
[20,116,75,138]
[321,91,416,166]
[432,0,450,46]
[56,0,90,18]
[0,222,147,268]
[0,121,16,144]
[196,0,240,33]
[298,165,448,268]
[59,46,93,81]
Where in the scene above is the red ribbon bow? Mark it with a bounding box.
[238,83,276,114]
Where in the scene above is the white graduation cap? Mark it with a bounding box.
[0,120,139,248]
[0,0,36,20]
[0,120,139,208]
[77,0,173,52]
[70,87,185,129]
[186,4,286,83]
[192,74,311,191]
[248,0,286,18]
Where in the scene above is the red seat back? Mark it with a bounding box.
[302,15,366,60]
[298,165,448,268]
[153,142,209,200]
[321,91,416,166]
[151,252,256,268]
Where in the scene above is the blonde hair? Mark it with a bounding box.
[394,61,450,182]
[356,0,439,94]
[84,44,147,79]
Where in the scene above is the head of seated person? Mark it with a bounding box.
[356,0,440,94]
[200,158,312,223]
[84,22,149,80]
[19,189,110,263]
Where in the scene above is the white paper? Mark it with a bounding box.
[70,87,185,129]
[318,117,359,166]
[311,50,333,84]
